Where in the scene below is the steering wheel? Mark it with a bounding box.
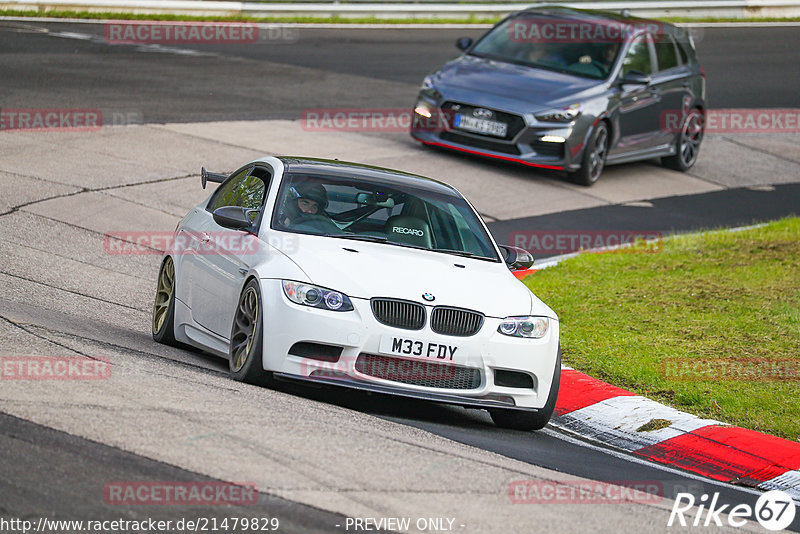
[566,60,607,78]
[590,60,609,77]
[290,214,342,234]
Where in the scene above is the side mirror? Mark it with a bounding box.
[212,206,256,231]
[498,245,535,271]
[201,167,228,189]
[619,70,651,85]
[455,37,473,51]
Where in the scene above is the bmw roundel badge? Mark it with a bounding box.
[422,293,435,302]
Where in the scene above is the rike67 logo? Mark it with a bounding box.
[668,490,796,530]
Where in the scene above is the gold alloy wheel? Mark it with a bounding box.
[152,257,174,334]
[230,286,259,373]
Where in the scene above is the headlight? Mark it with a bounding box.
[414,99,434,119]
[419,75,442,101]
[282,281,354,312]
[535,103,583,123]
[498,316,549,338]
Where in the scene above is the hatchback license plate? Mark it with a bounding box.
[379,336,459,361]
[454,114,508,137]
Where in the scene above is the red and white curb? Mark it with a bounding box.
[551,367,800,501]
[513,224,799,499]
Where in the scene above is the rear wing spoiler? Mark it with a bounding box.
[201,167,227,189]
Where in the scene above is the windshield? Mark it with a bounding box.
[470,15,623,80]
[272,172,500,261]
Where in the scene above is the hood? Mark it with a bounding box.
[434,55,603,108]
[275,233,555,319]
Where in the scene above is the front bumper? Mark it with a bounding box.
[410,93,592,172]
[259,279,560,410]
[273,372,527,410]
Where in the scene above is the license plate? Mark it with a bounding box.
[379,335,459,361]
[454,114,508,137]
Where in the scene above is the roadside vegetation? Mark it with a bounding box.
[524,218,800,440]
[2,9,800,24]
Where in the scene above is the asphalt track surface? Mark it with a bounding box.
[2,20,800,532]
[1,23,799,123]
[287,381,800,530]
[0,413,348,532]
[487,182,800,257]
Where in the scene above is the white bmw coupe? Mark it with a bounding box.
[152,157,560,430]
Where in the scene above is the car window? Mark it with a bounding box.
[469,15,621,80]
[272,172,499,261]
[621,35,652,75]
[676,41,689,64]
[208,167,249,212]
[654,35,680,71]
[207,167,268,220]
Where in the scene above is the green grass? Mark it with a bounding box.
[2,9,800,24]
[524,218,800,441]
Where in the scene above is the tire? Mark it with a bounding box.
[490,347,561,431]
[568,122,609,186]
[152,256,178,345]
[229,279,271,386]
[662,108,704,172]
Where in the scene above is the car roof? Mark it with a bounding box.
[516,5,672,33]
[276,156,461,197]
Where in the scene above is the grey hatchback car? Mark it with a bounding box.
[411,6,705,185]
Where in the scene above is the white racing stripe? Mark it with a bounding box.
[557,395,726,451]
[48,28,217,56]
[758,470,800,501]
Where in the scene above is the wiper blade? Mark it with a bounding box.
[473,52,585,78]
[434,248,490,259]
[325,233,388,243]
[324,235,492,259]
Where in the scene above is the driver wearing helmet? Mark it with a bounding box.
[280,182,330,228]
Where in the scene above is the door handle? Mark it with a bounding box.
[238,268,248,276]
